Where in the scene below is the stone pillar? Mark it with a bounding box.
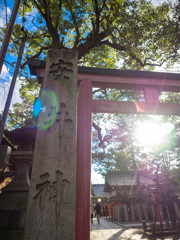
[117,206,121,222]
[120,205,124,221]
[124,204,128,222]
[0,145,11,170]
[137,203,142,221]
[24,49,78,240]
[130,204,136,222]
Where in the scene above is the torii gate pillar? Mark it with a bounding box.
[76,80,92,240]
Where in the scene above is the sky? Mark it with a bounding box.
[91,166,104,184]
[0,0,179,184]
[0,65,22,112]
[0,0,16,112]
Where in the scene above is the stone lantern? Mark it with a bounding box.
[0,120,36,238]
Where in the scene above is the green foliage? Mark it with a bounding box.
[1,0,178,69]
[93,148,132,176]
[92,110,139,175]
[6,77,39,130]
[92,86,180,176]
[1,0,180,177]
[79,45,117,68]
[161,92,180,104]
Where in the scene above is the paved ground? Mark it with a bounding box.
[90,217,180,240]
[91,217,147,240]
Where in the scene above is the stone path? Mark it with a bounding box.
[90,218,180,240]
[90,217,147,240]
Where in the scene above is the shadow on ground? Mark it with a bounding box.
[107,229,126,240]
[91,218,180,240]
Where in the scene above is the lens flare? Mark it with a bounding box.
[33,89,59,130]
[134,120,175,151]
[33,98,46,118]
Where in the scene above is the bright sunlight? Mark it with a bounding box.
[134,119,174,149]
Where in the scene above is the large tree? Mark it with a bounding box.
[1,0,179,70]
[1,0,178,128]
[1,0,180,176]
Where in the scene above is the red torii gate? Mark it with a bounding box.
[28,58,180,240]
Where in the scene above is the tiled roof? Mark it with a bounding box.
[104,171,156,192]
[105,171,137,187]
[92,184,110,197]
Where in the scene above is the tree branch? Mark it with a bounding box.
[26,14,46,31]
[32,0,45,17]
[100,40,126,51]
[21,45,52,68]
[32,0,60,48]
[93,88,102,94]
[100,0,106,12]
[78,31,108,59]
[92,122,105,149]
[69,7,80,48]
[55,0,62,29]
[94,0,100,34]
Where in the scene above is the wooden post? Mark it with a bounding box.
[76,80,92,240]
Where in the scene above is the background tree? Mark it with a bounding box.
[1,0,179,126]
[6,77,39,129]
[1,0,180,177]
[0,0,179,70]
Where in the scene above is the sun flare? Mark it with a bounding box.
[134,120,174,148]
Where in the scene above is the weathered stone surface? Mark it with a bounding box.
[0,150,33,232]
[2,151,33,193]
[0,145,11,168]
[24,49,78,240]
